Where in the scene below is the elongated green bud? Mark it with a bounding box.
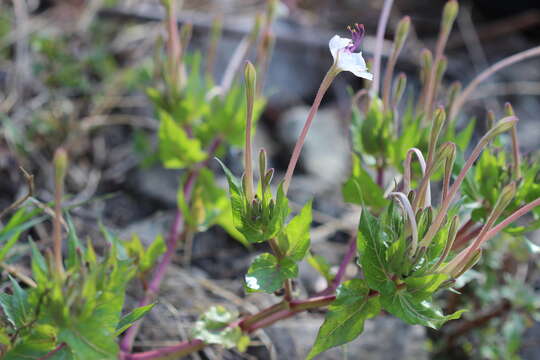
[394,16,411,55]
[180,23,193,53]
[482,116,518,144]
[245,61,257,100]
[435,57,448,84]
[259,149,267,184]
[491,182,517,220]
[54,148,68,185]
[427,107,446,165]
[504,102,515,116]
[442,0,459,34]
[264,168,274,188]
[452,248,481,279]
[243,61,257,201]
[420,49,433,84]
[505,102,522,179]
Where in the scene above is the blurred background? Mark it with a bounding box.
[1,0,540,359]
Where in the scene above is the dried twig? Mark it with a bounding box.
[0,167,34,220]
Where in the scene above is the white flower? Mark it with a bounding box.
[329,24,373,80]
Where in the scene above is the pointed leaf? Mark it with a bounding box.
[307,279,380,359]
[244,253,297,293]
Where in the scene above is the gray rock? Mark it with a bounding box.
[128,166,183,208]
[279,106,350,193]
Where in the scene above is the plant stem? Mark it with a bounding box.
[123,340,205,360]
[53,165,65,278]
[479,197,540,245]
[121,138,222,352]
[321,234,357,295]
[370,0,394,97]
[449,45,540,120]
[120,171,198,352]
[376,165,385,188]
[38,343,66,360]
[283,66,337,194]
[240,301,288,329]
[123,294,337,360]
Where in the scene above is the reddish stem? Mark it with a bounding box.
[39,343,66,360]
[120,171,198,352]
[121,138,222,352]
[376,166,385,188]
[320,234,357,296]
[123,340,205,360]
[124,294,336,360]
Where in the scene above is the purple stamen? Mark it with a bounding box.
[345,23,365,53]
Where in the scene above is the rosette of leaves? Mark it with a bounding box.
[0,217,154,359]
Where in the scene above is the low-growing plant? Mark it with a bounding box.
[1,0,540,359]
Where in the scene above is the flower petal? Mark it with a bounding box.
[337,52,373,80]
[328,35,352,60]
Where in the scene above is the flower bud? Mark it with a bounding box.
[259,148,267,182]
[446,81,461,117]
[54,148,68,185]
[452,248,481,279]
[429,107,446,156]
[504,102,515,116]
[442,0,459,34]
[482,116,518,144]
[244,61,257,103]
[420,49,433,83]
[490,182,516,221]
[264,168,274,188]
[435,57,448,84]
[393,16,411,54]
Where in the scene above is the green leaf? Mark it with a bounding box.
[140,235,166,273]
[380,288,465,329]
[356,209,395,294]
[0,277,30,328]
[0,208,47,261]
[3,324,58,359]
[403,273,449,301]
[191,306,244,349]
[217,159,289,243]
[244,253,297,293]
[278,200,312,261]
[115,303,155,336]
[66,214,83,271]
[158,110,207,169]
[30,241,49,289]
[342,154,387,208]
[307,279,380,359]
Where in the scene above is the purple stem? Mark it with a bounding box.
[376,166,385,187]
[39,343,66,360]
[123,340,205,360]
[122,294,336,359]
[321,235,357,296]
[121,138,222,352]
[120,171,198,352]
